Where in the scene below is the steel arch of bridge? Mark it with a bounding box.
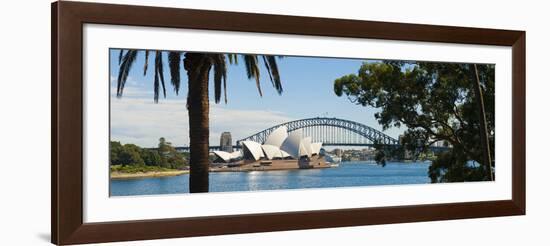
[236,117,399,146]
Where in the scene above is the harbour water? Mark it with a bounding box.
[110,161,431,196]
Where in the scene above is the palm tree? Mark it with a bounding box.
[116,50,283,192]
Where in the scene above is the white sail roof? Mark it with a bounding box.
[311,142,323,155]
[242,140,264,161]
[230,150,242,159]
[299,137,313,157]
[264,126,288,148]
[239,128,322,161]
[213,151,233,163]
[213,150,242,162]
[261,144,283,160]
[281,150,291,158]
[281,130,303,159]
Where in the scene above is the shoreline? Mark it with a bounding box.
[210,156,331,172]
[110,170,189,180]
[209,165,331,173]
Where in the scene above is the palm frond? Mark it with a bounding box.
[118,49,123,65]
[221,56,228,104]
[152,51,167,102]
[264,55,283,94]
[261,56,274,84]
[243,55,262,96]
[157,51,167,99]
[267,56,283,94]
[212,54,227,103]
[168,52,182,94]
[153,66,160,103]
[227,54,238,65]
[143,50,149,76]
[116,49,138,97]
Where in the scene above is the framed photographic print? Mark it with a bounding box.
[52,1,525,245]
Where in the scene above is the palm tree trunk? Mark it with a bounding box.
[471,64,494,181]
[184,53,212,193]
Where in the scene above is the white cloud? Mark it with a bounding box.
[110,75,138,86]
[110,85,153,99]
[110,76,149,98]
[110,97,293,148]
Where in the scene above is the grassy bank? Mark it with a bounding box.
[110,165,189,179]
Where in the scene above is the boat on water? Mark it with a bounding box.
[325,154,341,167]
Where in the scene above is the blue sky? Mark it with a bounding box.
[110,49,406,148]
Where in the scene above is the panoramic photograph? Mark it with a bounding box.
[109,48,495,196]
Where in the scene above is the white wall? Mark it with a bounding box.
[0,0,547,245]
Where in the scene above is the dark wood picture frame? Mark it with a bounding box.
[52,1,525,245]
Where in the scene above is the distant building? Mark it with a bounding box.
[220,132,233,152]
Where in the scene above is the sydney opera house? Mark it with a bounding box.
[211,126,329,171]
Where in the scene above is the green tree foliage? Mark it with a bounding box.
[110,141,123,165]
[334,61,495,182]
[428,150,485,183]
[109,138,187,169]
[156,137,187,169]
[140,149,162,166]
[372,140,405,167]
[117,144,144,166]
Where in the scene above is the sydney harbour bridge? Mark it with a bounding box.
[237,117,398,147]
[175,117,427,152]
